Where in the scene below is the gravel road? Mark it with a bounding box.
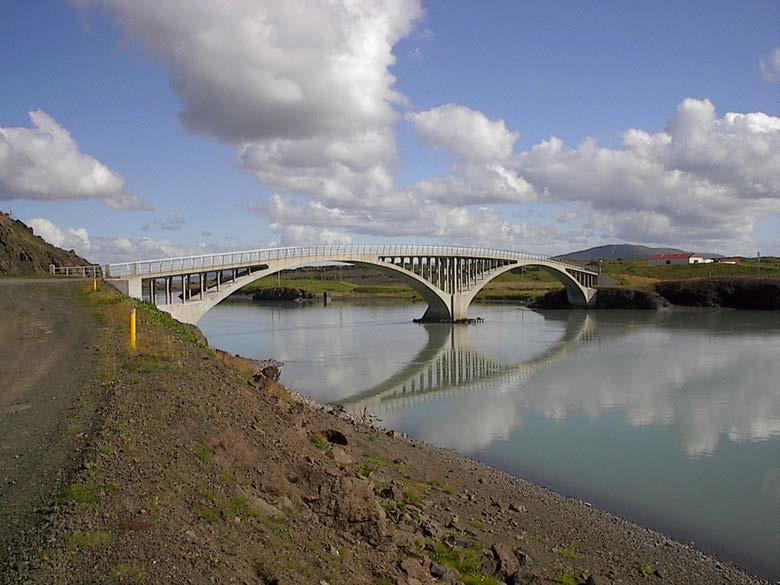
[0,279,97,572]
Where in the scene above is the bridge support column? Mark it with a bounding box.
[110,277,142,300]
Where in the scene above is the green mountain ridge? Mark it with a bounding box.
[556,244,723,260]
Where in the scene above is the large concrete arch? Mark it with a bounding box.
[164,256,452,324]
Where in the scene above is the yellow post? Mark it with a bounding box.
[92,278,97,291]
[129,307,137,350]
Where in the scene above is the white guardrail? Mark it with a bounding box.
[49,264,103,278]
[105,245,596,278]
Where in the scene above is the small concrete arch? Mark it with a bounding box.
[459,260,595,310]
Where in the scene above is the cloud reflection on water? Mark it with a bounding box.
[359,310,780,457]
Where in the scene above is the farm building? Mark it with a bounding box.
[649,253,694,266]
[648,253,714,266]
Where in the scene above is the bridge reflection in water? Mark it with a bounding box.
[341,311,595,414]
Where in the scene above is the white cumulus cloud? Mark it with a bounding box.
[81,0,421,210]
[516,98,780,245]
[759,48,780,82]
[77,1,780,254]
[28,217,92,253]
[0,110,148,210]
[406,103,518,162]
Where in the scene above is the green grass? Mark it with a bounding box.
[640,563,655,576]
[555,548,580,561]
[467,519,487,532]
[195,446,213,462]
[356,454,386,477]
[125,352,172,374]
[310,436,328,450]
[601,259,780,286]
[401,482,431,503]
[241,277,422,299]
[60,483,99,505]
[430,542,499,584]
[111,564,148,583]
[133,300,207,348]
[67,531,112,550]
[193,492,221,523]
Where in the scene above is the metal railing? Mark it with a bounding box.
[104,244,597,279]
[49,264,103,278]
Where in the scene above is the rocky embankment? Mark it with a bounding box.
[534,278,780,310]
[5,286,767,585]
[656,278,780,309]
[533,287,670,310]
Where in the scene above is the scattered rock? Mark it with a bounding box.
[312,474,389,544]
[249,495,284,520]
[331,447,353,466]
[481,549,498,576]
[253,364,281,384]
[509,502,527,513]
[492,543,520,579]
[323,429,348,445]
[399,558,427,581]
[380,482,405,502]
[430,561,447,578]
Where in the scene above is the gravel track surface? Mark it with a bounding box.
[0,280,98,578]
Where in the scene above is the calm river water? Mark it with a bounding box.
[199,300,780,579]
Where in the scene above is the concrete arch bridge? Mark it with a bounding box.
[105,245,599,324]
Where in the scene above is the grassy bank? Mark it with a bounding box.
[599,258,780,288]
[16,283,764,584]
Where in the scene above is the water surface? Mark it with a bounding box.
[200,300,780,579]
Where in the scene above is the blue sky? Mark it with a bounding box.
[1,1,778,262]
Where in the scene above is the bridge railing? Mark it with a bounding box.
[105,244,595,278]
[49,264,103,278]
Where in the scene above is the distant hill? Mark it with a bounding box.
[556,244,691,261]
[0,211,92,276]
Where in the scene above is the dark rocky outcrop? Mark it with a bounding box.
[0,211,92,275]
[532,287,669,310]
[655,278,780,309]
[595,287,671,309]
[251,287,314,301]
[530,289,571,309]
[533,279,780,310]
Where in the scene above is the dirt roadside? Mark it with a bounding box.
[0,280,100,577]
[0,283,769,585]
